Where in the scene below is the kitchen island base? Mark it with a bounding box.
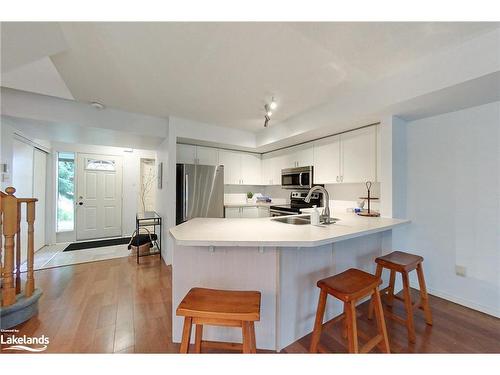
[172,231,392,351]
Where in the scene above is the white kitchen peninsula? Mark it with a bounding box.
[169,213,409,351]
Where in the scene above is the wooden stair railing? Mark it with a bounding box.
[0,187,38,307]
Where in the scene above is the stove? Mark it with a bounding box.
[270,191,322,217]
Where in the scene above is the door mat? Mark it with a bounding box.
[63,237,131,252]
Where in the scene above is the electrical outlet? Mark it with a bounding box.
[455,265,467,277]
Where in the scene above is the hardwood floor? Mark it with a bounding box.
[4,256,500,353]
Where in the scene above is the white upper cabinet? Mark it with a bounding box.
[261,152,283,185]
[196,146,218,166]
[340,126,377,183]
[313,136,341,184]
[176,144,197,164]
[218,150,241,184]
[176,144,218,166]
[218,150,261,185]
[313,126,378,184]
[280,144,313,169]
[240,153,261,185]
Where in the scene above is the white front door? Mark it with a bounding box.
[76,153,123,240]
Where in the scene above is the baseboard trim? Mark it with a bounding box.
[426,287,500,318]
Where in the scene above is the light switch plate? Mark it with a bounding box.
[455,265,467,277]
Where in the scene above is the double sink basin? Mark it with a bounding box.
[271,215,339,225]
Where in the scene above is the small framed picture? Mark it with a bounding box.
[157,162,163,189]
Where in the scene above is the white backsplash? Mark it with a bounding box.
[224,182,380,210]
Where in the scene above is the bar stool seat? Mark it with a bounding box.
[375,251,423,272]
[176,287,261,353]
[310,268,390,354]
[368,251,432,344]
[318,268,380,302]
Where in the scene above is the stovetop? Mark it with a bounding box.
[270,191,322,214]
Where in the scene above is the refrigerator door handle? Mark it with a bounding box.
[184,174,189,220]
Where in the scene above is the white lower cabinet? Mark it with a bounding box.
[225,206,260,218]
[258,206,270,217]
[224,207,242,218]
[241,207,259,218]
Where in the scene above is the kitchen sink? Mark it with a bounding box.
[272,216,311,225]
[271,216,340,225]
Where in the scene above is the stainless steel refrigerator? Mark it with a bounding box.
[176,164,224,225]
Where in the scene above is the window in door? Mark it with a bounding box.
[57,152,75,232]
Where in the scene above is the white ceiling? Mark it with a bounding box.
[51,22,498,131]
[2,22,498,133]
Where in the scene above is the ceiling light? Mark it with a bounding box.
[263,97,278,128]
[90,101,105,110]
[269,98,277,110]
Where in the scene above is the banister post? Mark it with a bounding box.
[2,187,18,306]
[25,200,36,297]
[15,202,22,294]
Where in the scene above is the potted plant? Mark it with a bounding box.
[246,192,254,203]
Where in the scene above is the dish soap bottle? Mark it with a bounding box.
[311,205,320,225]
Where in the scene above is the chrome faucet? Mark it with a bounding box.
[305,186,331,224]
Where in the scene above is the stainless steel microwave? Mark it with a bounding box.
[281,166,313,189]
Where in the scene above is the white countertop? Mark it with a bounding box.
[224,202,274,208]
[169,212,409,248]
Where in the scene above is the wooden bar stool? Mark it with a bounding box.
[368,251,433,343]
[176,287,261,354]
[310,268,390,353]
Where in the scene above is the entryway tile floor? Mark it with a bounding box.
[22,242,131,271]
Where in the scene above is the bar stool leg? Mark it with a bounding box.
[342,304,348,339]
[194,324,203,353]
[372,288,390,353]
[309,289,328,353]
[416,263,433,325]
[180,317,193,353]
[368,264,383,320]
[401,272,416,343]
[345,301,359,353]
[249,321,257,353]
[242,322,251,353]
[386,270,396,306]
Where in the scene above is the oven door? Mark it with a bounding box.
[281,166,313,189]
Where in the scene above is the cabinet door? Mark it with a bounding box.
[261,156,273,185]
[313,136,341,184]
[241,207,259,218]
[176,144,196,164]
[225,207,241,218]
[218,150,241,184]
[240,153,261,185]
[340,127,376,183]
[293,144,313,167]
[281,149,297,169]
[196,146,218,166]
[258,206,270,217]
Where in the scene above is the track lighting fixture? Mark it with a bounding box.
[263,97,278,127]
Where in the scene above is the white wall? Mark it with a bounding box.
[50,142,156,244]
[401,102,500,317]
